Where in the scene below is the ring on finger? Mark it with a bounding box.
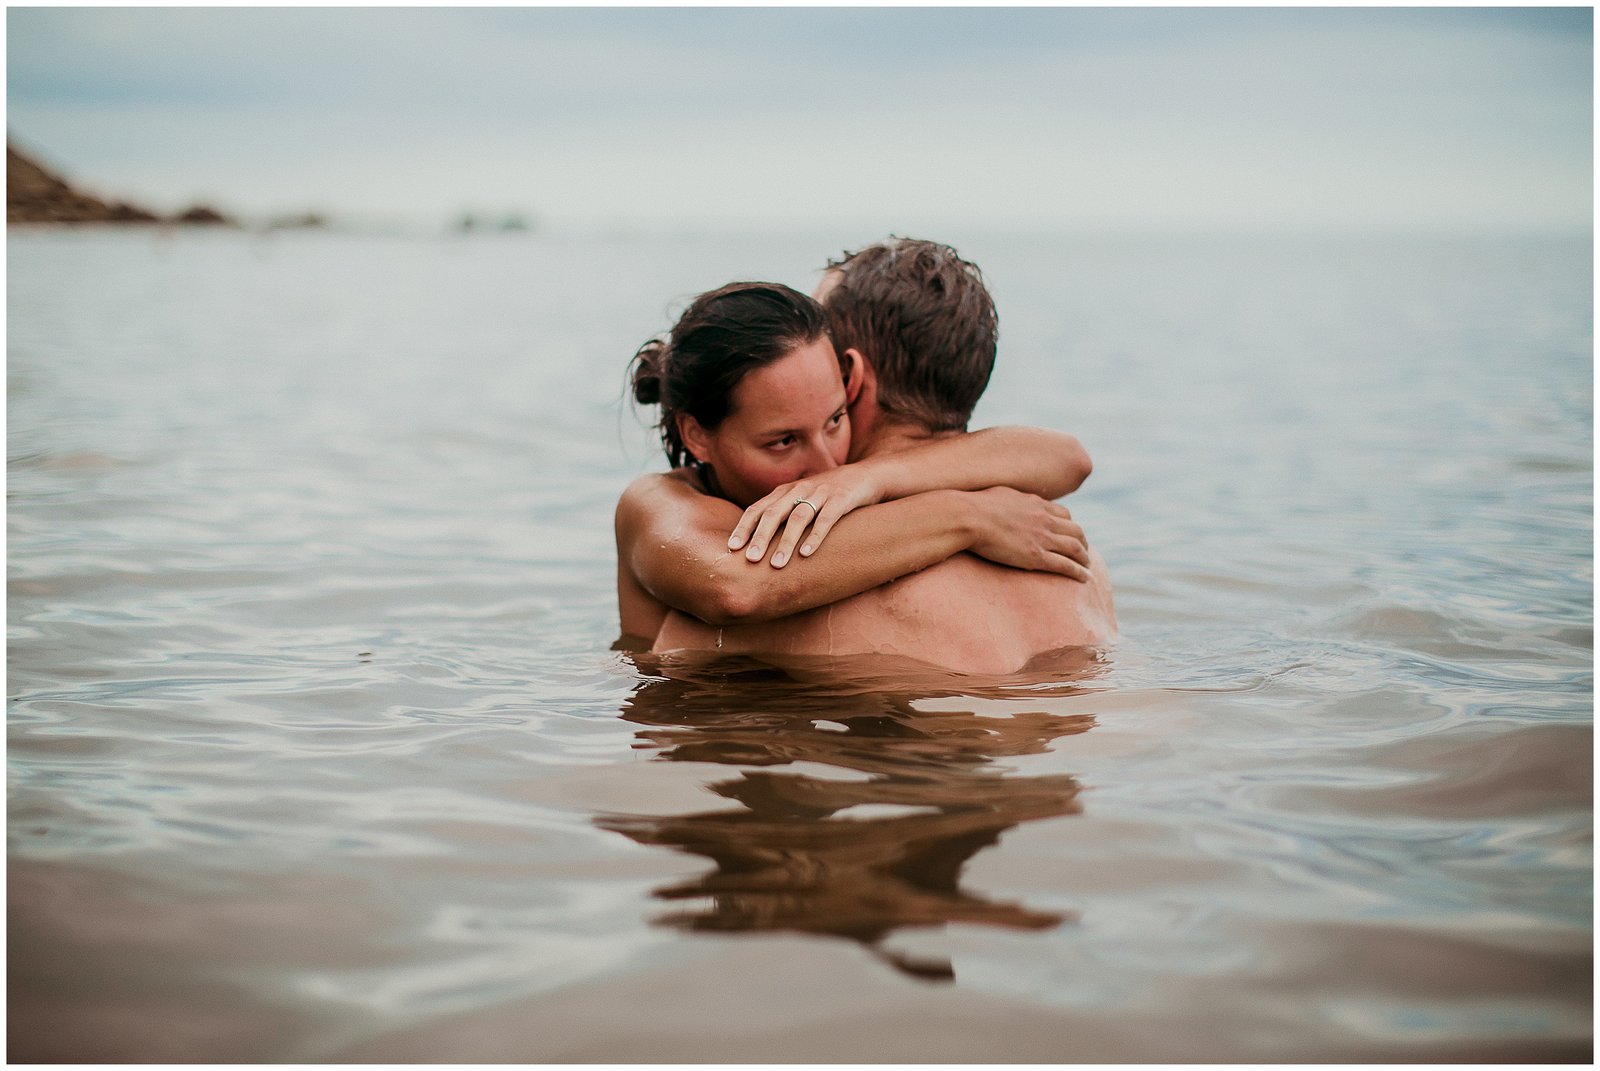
[793,498,818,514]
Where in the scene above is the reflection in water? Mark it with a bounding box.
[600,652,1105,980]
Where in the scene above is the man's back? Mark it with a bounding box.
[653,548,1115,675]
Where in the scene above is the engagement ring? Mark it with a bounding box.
[794,498,818,514]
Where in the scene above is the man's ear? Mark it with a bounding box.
[843,348,868,405]
[676,412,711,464]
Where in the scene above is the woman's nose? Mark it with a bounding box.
[800,438,840,475]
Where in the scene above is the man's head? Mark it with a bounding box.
[818,237,999,443]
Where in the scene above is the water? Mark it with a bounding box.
[8,227,1591,1061]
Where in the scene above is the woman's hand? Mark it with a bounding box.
[726,467,888,568]
[966,487,1093,581]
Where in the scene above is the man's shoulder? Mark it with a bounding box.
[823,552,1038,610]
[867,551,1109,621]
[904,551,1070,591]
[886,551,1115,650]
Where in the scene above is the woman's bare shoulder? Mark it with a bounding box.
[618,467,700,515]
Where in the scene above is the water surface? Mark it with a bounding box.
[8,228,1591,1061]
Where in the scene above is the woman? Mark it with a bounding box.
[617,281,1092,648]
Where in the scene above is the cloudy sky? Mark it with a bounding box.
[7,6,1592,234]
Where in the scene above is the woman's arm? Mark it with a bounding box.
[617,472,1089,627]
[866,426,1092,501]
[730,426,1092,567]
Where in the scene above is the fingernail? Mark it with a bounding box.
[772,552,788,568]
[800,544,813,556]
[728,535,743,549]
[746,546,762,560]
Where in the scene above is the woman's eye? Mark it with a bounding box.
[767,436,796,450]
[827,411,846,428]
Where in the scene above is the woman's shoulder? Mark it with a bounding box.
[617,467,703,519]
[617,466,741,550]
[622,467,699,497]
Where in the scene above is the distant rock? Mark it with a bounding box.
[456,210,535,234]
[8,143,160,224]
[266,211,328,231]
[104,202,161,223]
[173,204,236,226]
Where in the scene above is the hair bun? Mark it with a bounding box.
[631,339,666,405]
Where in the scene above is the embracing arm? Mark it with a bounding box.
[730,426,1092,567]
[862,425,1092,502]
[618,472,1086,627]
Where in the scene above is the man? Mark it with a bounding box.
[651,238,1115,674]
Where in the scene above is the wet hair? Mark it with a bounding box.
[630,281,831,469]
[822,237,998,432]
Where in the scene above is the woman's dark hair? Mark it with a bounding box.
[630,281,831,468]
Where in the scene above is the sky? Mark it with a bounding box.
[6,6,1593,235]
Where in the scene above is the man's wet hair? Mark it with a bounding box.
[822,237,998,432]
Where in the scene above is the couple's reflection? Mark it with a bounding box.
[600,651,1104,981]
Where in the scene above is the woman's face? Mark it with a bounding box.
[680,336,851,508]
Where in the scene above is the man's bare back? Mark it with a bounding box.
[653,547,1115,675]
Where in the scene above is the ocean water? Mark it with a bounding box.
[8,227,1591,1062]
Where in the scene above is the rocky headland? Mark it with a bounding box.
[8,142,238,227]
